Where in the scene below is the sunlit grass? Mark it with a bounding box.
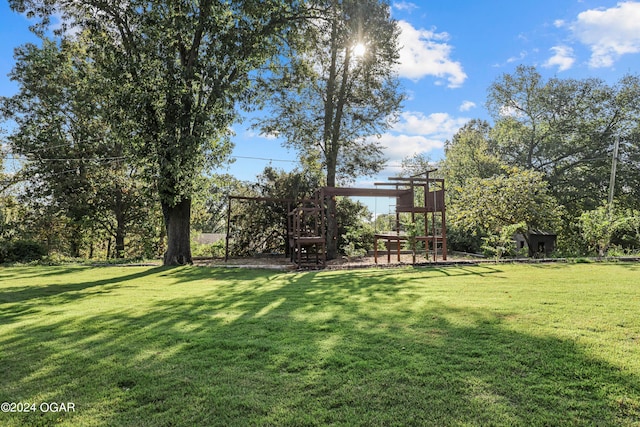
[1,263,639,426]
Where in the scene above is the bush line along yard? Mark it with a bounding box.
[1,263,639,426]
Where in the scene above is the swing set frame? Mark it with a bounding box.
[225,170,447,267]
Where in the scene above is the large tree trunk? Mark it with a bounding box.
[114,205,126,259]
[326,196,338,260]
[323,28,351,260]
[162,198,193,265]
[115,227,125,259]
[69,222,82,258]
[325,159,339,260]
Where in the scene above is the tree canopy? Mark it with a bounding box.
[1,36,158,257]
[257,0,403,187]
[3,3,640,265]
[442,119,503,189]
[450,166,562,238]
[9,0,305,264]
[487,65,640,213]
[438,66,640,257]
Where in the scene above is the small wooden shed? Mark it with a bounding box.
[514,230,557,257]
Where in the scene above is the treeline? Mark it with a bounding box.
[1,0,405,264]
[443,66,640,257]
[0,162,371,261]
[2,64,640,261]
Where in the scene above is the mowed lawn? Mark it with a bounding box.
[1,263,639,426]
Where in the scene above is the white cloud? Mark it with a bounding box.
[543,45,575,71]
[393,1,418,12]
[394,111,468,138]
[396,20,467,88]
[403,89,415,101]
[379,134,444,161]
[507,51,528,63]
[571,1,640,67]
[243,129,278,140]
[459,101,476,112]
[375,111,469,162]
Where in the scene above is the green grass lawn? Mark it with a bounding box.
[1,263,639,426]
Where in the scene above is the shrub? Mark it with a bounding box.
[0,239,48,263]
[481,223,526,259]
[191,238,226,258]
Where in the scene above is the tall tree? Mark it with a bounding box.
[10,0,303,265]
[2,39,98,256]
[256,0,403,258]
[619,124,640,209]
[1,37,154,258]
[0,144,16,239]
[0,136,6,191]
[440,120,506,253]
[487,65,640,213]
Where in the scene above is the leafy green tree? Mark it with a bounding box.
[373,213,396,234]
[0,143,11,238]
[2,39,101,256]
[91,164,158,258]
[579,203,640,257]
[336,197,374,256]
[1,37,155,258]
[10,0,304,265]
[442,120,503,189]
[439,120,505,253]
[487,66,640,214]
[190,174,245,235]
[255,0,403,258]
[1,136,8,192]
[579,204,618,258]
[481,222,527,259]
[611,209,640,251]
[617,125,640,211]
[450,167,562,250]
[486,66,640,254]
[0,194,19,241]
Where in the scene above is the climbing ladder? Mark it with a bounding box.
[288,192,326,268]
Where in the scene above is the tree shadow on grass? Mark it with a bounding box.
[0,266,89,282]
[422,264,504,278]
[0,266,175,326]
[1,267,639,426]
[616,262,640,272]
[0,266,171,305]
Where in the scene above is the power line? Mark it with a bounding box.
[232,155,298,163]
[3,155,126,162]
[4,152,409,170]
[230,155,406,168]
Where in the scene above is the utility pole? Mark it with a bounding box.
[608,135,620,213]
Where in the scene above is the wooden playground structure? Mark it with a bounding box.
[225,170,447,268]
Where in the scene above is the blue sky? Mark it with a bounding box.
[2,0,640,190]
